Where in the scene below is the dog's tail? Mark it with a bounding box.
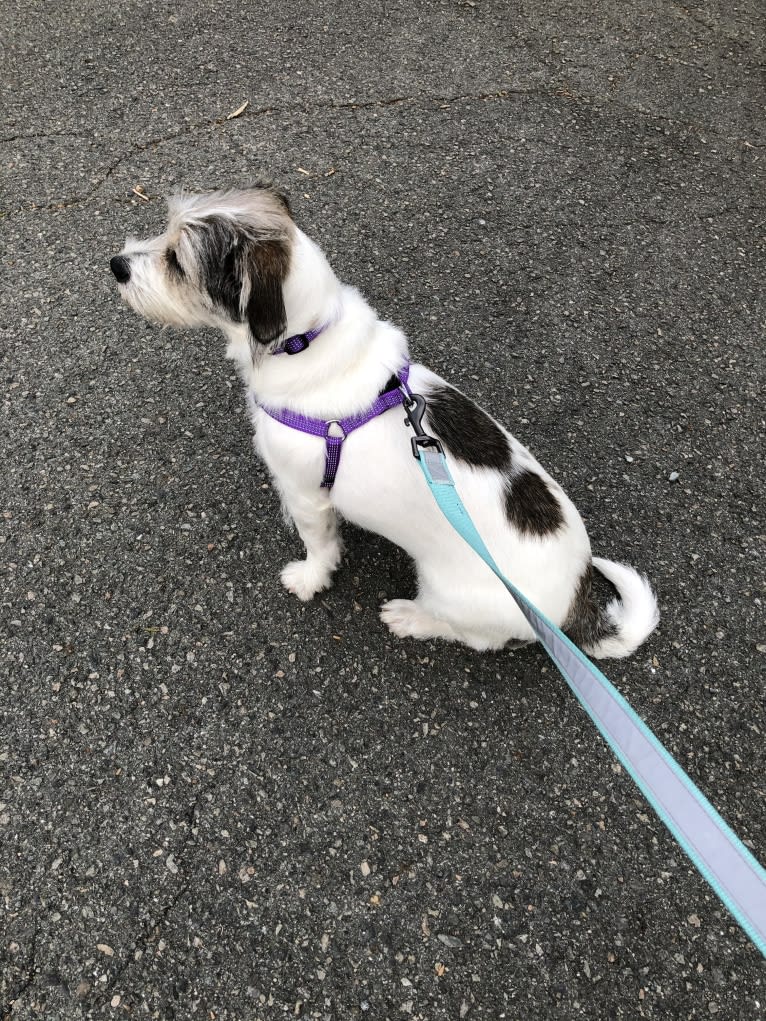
[574,557,660,660]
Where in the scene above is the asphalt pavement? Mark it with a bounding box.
[1,1,765,1018]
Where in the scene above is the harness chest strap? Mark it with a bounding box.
[259,364,411,488]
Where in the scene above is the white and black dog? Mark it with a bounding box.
[111,185,659,656]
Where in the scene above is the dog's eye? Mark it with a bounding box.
[166,248,185,278]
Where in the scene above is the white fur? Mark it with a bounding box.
[113,188,659,657]
[588,557,661,659]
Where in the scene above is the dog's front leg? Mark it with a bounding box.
[279,488,342,602]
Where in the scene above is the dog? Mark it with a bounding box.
[110,184,659,656]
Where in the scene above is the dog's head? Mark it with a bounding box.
[110,185,294,348]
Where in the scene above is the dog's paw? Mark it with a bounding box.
[281,559,331,602]
[380,599,455,641]
[380,599,419,637]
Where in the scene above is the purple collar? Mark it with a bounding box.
[272,323,330,355]
[259,364,410,488]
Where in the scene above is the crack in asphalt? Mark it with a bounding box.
[0,129,90,144]
[90,876,195,1014]
[668,0,760,48]
[83,783,219,1014]
[0,85,760,221]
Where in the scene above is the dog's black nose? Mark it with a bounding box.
[110,255,131,283]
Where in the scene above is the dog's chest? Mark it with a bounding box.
[249,399,327,486]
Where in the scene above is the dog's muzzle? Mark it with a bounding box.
[110,255,131,284]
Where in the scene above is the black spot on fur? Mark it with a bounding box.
[380,373,402,395]
[194,216,289,345]
[504,470,564,537]
[194,218,244,319]
[564,562,619,650]
[166,248,185,280]
[424,385,511,470]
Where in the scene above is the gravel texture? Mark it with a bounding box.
[1,1,764,1018]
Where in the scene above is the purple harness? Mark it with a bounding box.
[260,325,410,488]
[271,324,328,355]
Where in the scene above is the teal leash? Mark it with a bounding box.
[401,389,766,957]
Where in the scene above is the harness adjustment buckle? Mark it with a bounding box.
[284,333,310,355]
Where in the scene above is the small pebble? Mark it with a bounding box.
[669,471,679,482]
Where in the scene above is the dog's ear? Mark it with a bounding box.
[243,238,289,346]
[196,216,289,345]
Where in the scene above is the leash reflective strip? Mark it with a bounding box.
[418,447,766,956]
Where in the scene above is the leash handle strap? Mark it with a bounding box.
[418,447,766,957]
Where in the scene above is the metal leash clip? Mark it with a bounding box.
[400,390,444,460]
